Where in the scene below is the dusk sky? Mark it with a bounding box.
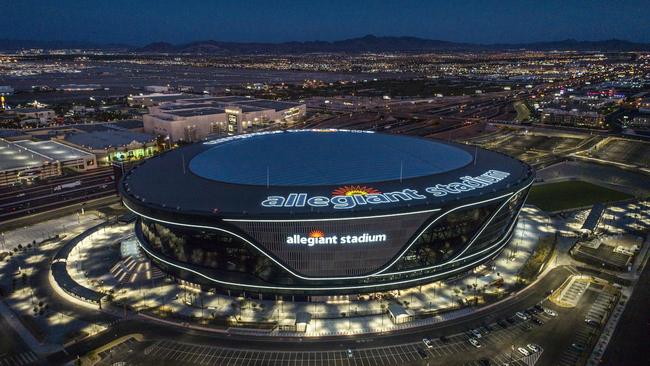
[4,0,650,45]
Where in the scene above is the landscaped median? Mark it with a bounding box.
[76,334,143,366]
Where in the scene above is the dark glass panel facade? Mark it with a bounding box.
[464,190,528,256]
[389,201,502,272]
[140,219,288,283]
[136,187,530,295]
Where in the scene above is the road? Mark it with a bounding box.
[43,265,574,365]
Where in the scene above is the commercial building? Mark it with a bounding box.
[143,96,306,142]
[0,120,157,166]
[61,127,158,165]
[127,93,189,107]
[121,129,534,297]
[0,86,14,95]
[13,108,56,125]
[540,108,605,128]
[0,138,96,186]
[638,97,650,113]
[629,115,650,130]
[144,85,171,93]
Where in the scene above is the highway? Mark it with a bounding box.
[0,166,120,222]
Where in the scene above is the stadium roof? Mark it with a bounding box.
[121,130,534,218]
[190,130,473,186]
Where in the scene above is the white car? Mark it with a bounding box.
[515,312,529,321]
[544,308,557,317]
[470,329,482,338]
[422,338,433,348]
[347,349,353,358]
[527,344,541,353]
[517,347,530,356]
[469,338,481,348]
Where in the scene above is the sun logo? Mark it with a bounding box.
[332,185,381,196]
[309,230,325,238]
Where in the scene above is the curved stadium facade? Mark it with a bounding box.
[120,129,535,296]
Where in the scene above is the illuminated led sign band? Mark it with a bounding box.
[287,231,387,246]
[261,170,510,210]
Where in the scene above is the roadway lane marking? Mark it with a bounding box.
[187,345,203,363]
[166,344,181,360]
[201,349,213,365]
[153,344,171,358]
[378,347,391,364]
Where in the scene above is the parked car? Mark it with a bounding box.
[470,329,482,338]
[478,358,491,366]
[347,349,353,358]
[469,338,481,348]
[571,343,586,352]
[516,312,529,321]
[517,347,530,356]
[439,335,449,344]
[544,308,558,317]
[422,338,433,348]
[531,317,544,325]
[482,324,493,333]
[527,344,541,353]
[497,319,508,328]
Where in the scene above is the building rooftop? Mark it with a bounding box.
[237,99,302,111]
[14,107,54,113]
[109,119,144,130]
[154,97,303,118]
[0,138,92,172]
[168,107,226,117]
[64,130,156,150]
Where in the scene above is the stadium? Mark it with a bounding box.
[120,129,535,297]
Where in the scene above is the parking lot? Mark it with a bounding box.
[556,277,589,307]
[106,311,558,366]
[0,350,39,366]
[96,337,138,366]
[555,288,615,366]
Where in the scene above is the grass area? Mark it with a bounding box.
[527,181,632,212]
[519,236,555,282]
[513,101,531,121]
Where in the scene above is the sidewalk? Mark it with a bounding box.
[0,300,61,355]
[1,211,103,252]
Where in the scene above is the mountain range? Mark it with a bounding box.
[2,35,650,53]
